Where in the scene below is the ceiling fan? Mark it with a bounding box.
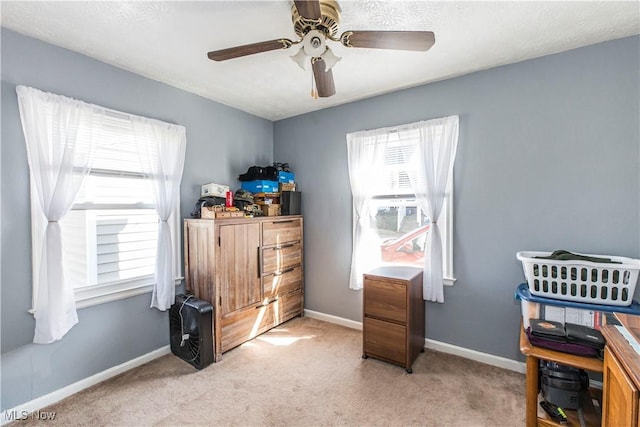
[207,0,435,98]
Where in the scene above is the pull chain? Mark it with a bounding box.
[311,67,318,99]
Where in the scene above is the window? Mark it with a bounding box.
[56,111,182,308]
[367,132,454,284]
[27,108,182,311]
[346,115,459,299]
[18,85,185,342]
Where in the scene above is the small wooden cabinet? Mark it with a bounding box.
[362,266,425,373]
[184,216,304,361]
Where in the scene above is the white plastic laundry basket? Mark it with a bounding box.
[516,251,640,306]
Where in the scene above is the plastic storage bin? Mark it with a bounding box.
[241,180,279,194]
[515,283,640,329]
[517,251,640,306]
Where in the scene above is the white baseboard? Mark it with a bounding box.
[304,309,363,330]
[424,338,526,373]
[304,309,526,374]
[2,346,170,425]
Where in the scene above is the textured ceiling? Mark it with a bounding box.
[1,1,639,120]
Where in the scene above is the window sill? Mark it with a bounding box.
[28,277,183,314]
[444,277,456,286]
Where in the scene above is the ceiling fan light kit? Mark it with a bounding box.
[207,0,435,98]
[302,29,326,57]
[319,47,340,71]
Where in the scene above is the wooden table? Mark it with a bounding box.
[520,326,603,427]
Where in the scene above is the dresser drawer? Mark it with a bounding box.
[220,301,276,353]
[277,288,303,323]
[263,266,302,299]
[262,242,302,274]
[364,278,407,324]
[364,317,406,365]
[262,218,302,246]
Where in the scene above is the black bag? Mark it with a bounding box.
[530,319,566,343]
[263,166,278,181]
[239,165,280,182]
[190,196,225,218]
[527,318,604,358]
[565,323,605,349]
[238,166,264,182]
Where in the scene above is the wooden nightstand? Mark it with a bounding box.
[362,266,425,373]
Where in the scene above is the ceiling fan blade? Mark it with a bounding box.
[294,0,322,20]
[208,39,293,61]
[312,58,336,98]
[340,31,435,51]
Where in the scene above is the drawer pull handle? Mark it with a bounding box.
[272,220,294,224]
[274,243,295,250]
[274,267,296,276]
[255,298,278,309]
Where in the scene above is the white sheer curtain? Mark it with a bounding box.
[346,130,389,290]
[16,85,101,343]
[407,116,459,302]
[132,118,186,310]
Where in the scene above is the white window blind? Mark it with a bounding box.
[372,129,439,197]
[96,210,158,284]
[58,109,173,306]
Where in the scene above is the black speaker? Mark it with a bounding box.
[281,191,301,215]
[169,294,214,370]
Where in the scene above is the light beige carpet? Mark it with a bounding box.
[16,317,525,426]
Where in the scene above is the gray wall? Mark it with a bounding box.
[273,36,640,361]
[1,28,273,410]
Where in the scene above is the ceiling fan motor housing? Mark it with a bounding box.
[292,0,341,38]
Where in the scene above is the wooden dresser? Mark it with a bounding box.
[184,216,304,361]
[362,266,425,373]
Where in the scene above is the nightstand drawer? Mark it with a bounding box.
[364,278,407,324]
[364,317,406,365]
